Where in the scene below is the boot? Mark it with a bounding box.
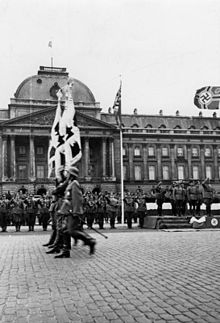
[42,230,57,247]
[46,247,60,254]
[89,239,96,255]
[42,242,52,247]
[54,251,70,258]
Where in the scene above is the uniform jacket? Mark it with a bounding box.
[60,179,83,215]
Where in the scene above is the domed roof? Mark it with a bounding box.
[14,67,96,103]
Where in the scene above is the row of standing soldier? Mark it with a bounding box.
[0,178,216,233]
[151,178,215,217]
[0,197,50,232]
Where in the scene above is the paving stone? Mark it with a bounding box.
[0,229,220,322]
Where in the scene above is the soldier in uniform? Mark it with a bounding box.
[124,192,135,229]
[42,195,58,247]
[0,201,8,232]
[39,201,50,231]
[45,175,71,255]
[11,201,23,232]
[173,181,187,216]
[25,197,37,231]
[135,195,147,228]
[195,181,203,216]
[105,193,118,229]
[56,166,96,258]
[96,193,105,229]
[155,182,165,217]
[187,180,197,216]
[202,178,215,216]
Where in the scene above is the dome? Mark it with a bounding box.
[14,66,96,103]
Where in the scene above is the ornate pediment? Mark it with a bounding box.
[1,107,116,129]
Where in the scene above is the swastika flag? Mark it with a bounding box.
[194,86,220,109]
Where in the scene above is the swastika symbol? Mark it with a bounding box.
[199,91,212,104]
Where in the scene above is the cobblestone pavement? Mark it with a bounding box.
[0,228,220,323]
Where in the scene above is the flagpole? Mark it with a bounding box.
[120,126,125,224]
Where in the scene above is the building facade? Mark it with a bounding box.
[0,65,220,195]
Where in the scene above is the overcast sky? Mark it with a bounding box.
[0,0,220,117]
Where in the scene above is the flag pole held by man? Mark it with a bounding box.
[46,78,97,257]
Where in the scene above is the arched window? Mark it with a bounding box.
[204,146,212,157]
[148,146,155,157]
[134,146,141,157]
[192,146,199,157]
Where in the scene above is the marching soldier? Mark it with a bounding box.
[56,166,96,258]
[45,174,71,255]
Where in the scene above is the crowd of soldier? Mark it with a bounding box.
[0,178,216,233]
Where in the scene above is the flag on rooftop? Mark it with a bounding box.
[112,82,122,128]
[194,86,220,109]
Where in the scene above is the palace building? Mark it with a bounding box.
[0,65,220,195]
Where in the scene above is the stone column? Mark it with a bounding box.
[2,136,8,181]
[143,145,148,180]
[187,145,192,179]
[0,134,3,181]
[102,138,106,178]
[128,144,133,180]
[156,145,162,180]
[10,135,16,181]
[109,138,115,179]
[29,136,36,181]
[170,145,176,180]
[200,145,205,179]
[213,145,218,180]
[84,138,90,179]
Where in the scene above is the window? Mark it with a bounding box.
[162,166,169,180]
[205,147,211,157]
[36,146,44,155]
[218,148,220,157]
[36,165,45,179]
[205,166,212,179]
[192,147,199,157]
[122,147,126,156]
[18,165,27,179]
[162,147,169,157]
[134,146,141,157]
[148,166,155,180]
[192,166,199,180]
[177,147,184,157]
[177,165,184,180]
[134,166,141,180]
[19,146,26,155]
[148,147,155,156]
